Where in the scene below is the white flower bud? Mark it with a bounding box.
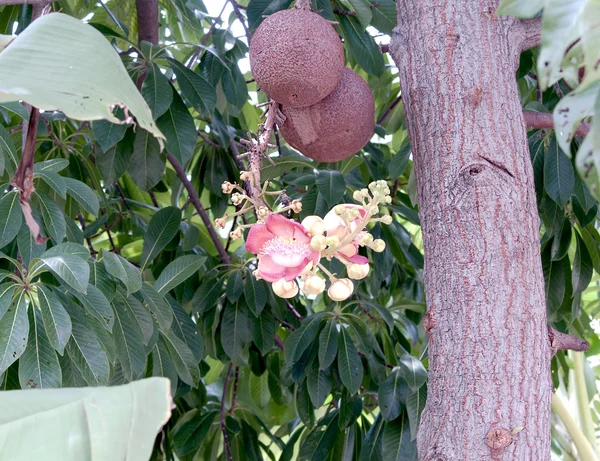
[384,196,392,204]
[302,216,325,236]
[302,275,326,295]
[257,206,269,218]
[334,205,346,215]
[291,199,302,213]
[231,192,245,206]
[221,181,235,194]
[229,227,243,240]
[272,278,298,299]
[361,188,370,197]
[370,239,386,252]
[381,215,393,225]
[360,233,374,245]
[215,217,227,229]
[353,190,363,201]
[240,171,252,181]
[348,263,370,280]
[310,235,327,251]
[325,236,340,249]
[328,278,354,302]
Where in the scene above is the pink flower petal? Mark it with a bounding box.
[338,244,358,258]
[266,214,296,238]
[284,259,311,281]
[257,255,286,282]
[341,253,369,265]
[292,221,311,243]
[246,224,275,254]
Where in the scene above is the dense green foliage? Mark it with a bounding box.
[0,1,598,460]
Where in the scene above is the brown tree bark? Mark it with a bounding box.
[390,2,552,459]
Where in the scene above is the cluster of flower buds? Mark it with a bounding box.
[241,180,393,302]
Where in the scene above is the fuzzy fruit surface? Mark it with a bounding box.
[279,68,375,162]
[249,8,345,108]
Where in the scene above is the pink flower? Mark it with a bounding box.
[246,214,321,282]
[323,204,369,265]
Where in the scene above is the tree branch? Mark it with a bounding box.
[0,0,57,4]
[220,364,234,461]
[548,326,589,356]
[135,0,159,46]
[377,95,402,125]
[166,153,231,265]
[517,17,541,52]
[523,110,591,137]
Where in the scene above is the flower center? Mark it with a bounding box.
[261,237,310,267]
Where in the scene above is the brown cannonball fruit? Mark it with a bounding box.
[278,68,375,162]
[249,8,345,108]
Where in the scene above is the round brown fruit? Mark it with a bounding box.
[279,68,375,162]
[249,8,344,108]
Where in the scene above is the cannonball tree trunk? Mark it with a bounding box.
[390,1,552,459]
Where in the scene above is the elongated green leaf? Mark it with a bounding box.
[267,353,284,405]
[222,66,248,109]
[306,361,332,408]
[102,249,142,295]
[41,253,89,293]
[0,292,28,375]
[89,261,117,301]
[92,119,128,152]
[142,63,173,120]
[161,331,200,387]
[169,298,204,362]
[544,137,575,207]
[36,285,72,355]
[141,207,181,269]
[154,255,205,295]
[66,316,110,386]
[112,291,147,381]
[379,368,407,421]
[250,370,271,408]
[226,270,244,303]
[140,283,173,333]
[43,242,90,261]
[249,309,276,355]
[17,220,46,266]
[316,170,346,206]
[173,410,217,456]
[244,276,267,316]
[35,171,67,199]
[0,13,164,145]
[382,413,417,461]
[337,328,363,395]
[156,90,197,165]
[337,14,384,77]
[34,159,69,173]
[398,355,427,392]
[406,385,427,441]
[318,320,339,370]
[542,245,567,320]
[19,308,61,389]
[192,278,224,315]
[127,294,155,346]
[247,0,293,32]
[64,177,99,216]
[221,303,249,361]
[75,284,115,331]
[359,413,384,461]
[168,58,216,117]
[0,191,23,248]
[36,192,66,244]
[298,414,340,461]
[573,232,593,295]
[96,129,134,183]
[151,340,178,394]
[285,312,328,364]
[0,124,18,176]
[0,378,172,461]
[365,0,396,34]
[129,129,164,190]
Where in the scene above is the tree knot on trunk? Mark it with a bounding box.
[423,310,435,335]
[486,427,513,451]
[547,325,589,356]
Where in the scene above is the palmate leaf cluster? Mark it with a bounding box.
[0,1,597,460]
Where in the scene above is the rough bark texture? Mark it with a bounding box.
[390,2,552,459]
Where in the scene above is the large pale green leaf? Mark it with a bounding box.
[128,129,164,190]
[379,368,407,421]
[141,207,181,269]
[496,0,544,17]
[36,285,72,355]
[101,249,142,295]
[0,378,172,461]
[19,309,62,389]
[41,253,90,294]
[0,292,28,376]
[154,255,205,295]
[0,13,165,146]
[0,191,23,248]
[337,327,363,395]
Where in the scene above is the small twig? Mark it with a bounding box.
[378,95,402,125]
[274,316,296,331]
[8,126,22,135]
[148,189,159,207]
[380,43,389,54]
[77,213,98,256]
[229,366,240,414]
[274,336,285,350]
[227,0,250,43]
[285,300,304,321]
[0,0,57,4]
[358,351,394,369]
[198,131,221,148]
[355,295,377,322]
[523,111,591,137]
[167,153,231,264]
[186,2,227,68]
[114,182,133,212]
[554,83,565,99]
[220,364,234,461]
[548,326,589,356]
[517,17,541,52]
[333,8,357,15]
[369,1,380,9]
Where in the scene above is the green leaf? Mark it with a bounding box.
[35,171,67,199]
[36,192,66,244]
[261,156,315,181]
[222,66,248,109]
[0,191,23,248]
[284,312,328,364]
[34,159,69,173]
[36,285,71,355]
[41,253,90,293]
[0,13,164,145]
[247,0,293,32]
[141,207,181,269]
[398,355,427,392]
[96,129,134,184]
[316,170,346,206]
[379,368,407,421]
[151,340,178,394]
[221,303,249,361]
[17,220,46,266]
[267,353,284,405]
[381,413,417,461]
[365,0,396,34]
[161,331,200,387]
[156,89,197,166]
[337,14,384,77]
[140,283,173,333]
[154,255,205,295]
[249,309,276,355]
[169,298,204,362]
[0,102,29,121]
[250,370,271,408]
[389,142,411,179]
[64,177,99,216]
[244,276,268,316]
[142,63,173,120]
[496,0,544,17]
[112,291,147,381]
[173,410,217,456]
[192,278,224,315]
[0,283,16,320]
[75,284,115,331]
[66,314,109,386]
[226,270,244,303]
[297,413,340,461]
[573,232,593,295]
[168,58,216,117]
[92,119,128,152]
[318,320,339,369]
[544,137,574,207]
[19,308,62,389]
[129,129,165,190]
[337,327,363,395]
[406,385,427,441]
[0,291,28,376]
[102,249,142,295]
[43,243,90,261]
[0,124,18,176]
[542,245,567,320]
[0,378,172,461]
[359,413,384,461]
[347,0,372,27]
[306,361,332,408]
